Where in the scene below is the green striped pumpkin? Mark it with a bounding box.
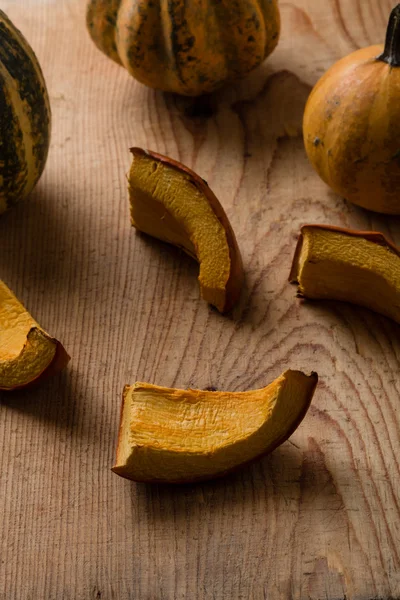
[0,10,51,215]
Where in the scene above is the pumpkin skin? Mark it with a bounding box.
[86,0,280,96]
[0,10,51,215]
[303,5,400,215]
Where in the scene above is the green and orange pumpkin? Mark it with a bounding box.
[0,10,51,215]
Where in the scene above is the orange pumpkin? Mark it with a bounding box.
[303,4,400,214]
[86,0,280,96]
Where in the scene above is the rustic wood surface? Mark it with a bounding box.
[1,1,400,598]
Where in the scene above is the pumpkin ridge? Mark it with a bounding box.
[164,0,203,94]
[211,1,246,80]
[87,0,280,95]
[129,0,178,92]
[0,15,50,185]
[206,1,232,84]
[166,0,185,88]
[0,11,50,114]
[161,0,184,90]
[255,0,280,56]
[322,66,385,191]
[87,0,122,64]
[253,0,268,55]
[0,68,26,212]
[0,10,50,213]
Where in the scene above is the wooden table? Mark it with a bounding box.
[1,1,400,598]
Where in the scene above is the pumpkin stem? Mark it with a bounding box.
[378,4,400,67]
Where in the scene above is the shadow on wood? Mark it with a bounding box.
[0,368,75,429]
[129,442,307,515]
[0,184,79,293]
[135,230,250,323]
[0,364,109,445]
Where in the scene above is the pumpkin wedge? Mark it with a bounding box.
[290,225,400,323]
[128,148,243,313]
[112,370,318,484]
[0,280,69,391]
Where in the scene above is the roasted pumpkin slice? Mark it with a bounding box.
[129,148,243,313]
[0,280,69,390]
[112,370,318,484]
[290,224,400,323]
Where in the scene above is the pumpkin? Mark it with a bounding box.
[303,4,400,214]
[290,225,400,324]
[129,148,244,313]
[112,370,318,483]
[0,10,51,215]
[0,279,70,391]
[86,0,280,96]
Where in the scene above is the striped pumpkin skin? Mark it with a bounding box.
[0,10,51,215]
[86,0,280,96]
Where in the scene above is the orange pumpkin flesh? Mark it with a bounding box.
[303,5,400,214]
[0,280,70,391]
[128,148,243,313]
[290,224,400,324]
[112,370,318,484]
[86,0,280,96]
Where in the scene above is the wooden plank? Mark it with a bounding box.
[1,0,400,598]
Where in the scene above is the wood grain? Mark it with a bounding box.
[1,1,400,598]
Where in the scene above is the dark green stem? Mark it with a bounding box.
[378,4,400,66]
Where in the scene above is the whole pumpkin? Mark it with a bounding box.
[86,0,280,96]
[0,10,51,215]
[303,4,400,215]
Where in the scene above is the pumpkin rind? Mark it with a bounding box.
[0,10,51,214]
[86,0,280,96]
[86,0,122,65]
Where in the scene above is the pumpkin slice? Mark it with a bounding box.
[0,280,70,391]
[112,370,318,484]
[128,148,243,313]
[290,224,400,323]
